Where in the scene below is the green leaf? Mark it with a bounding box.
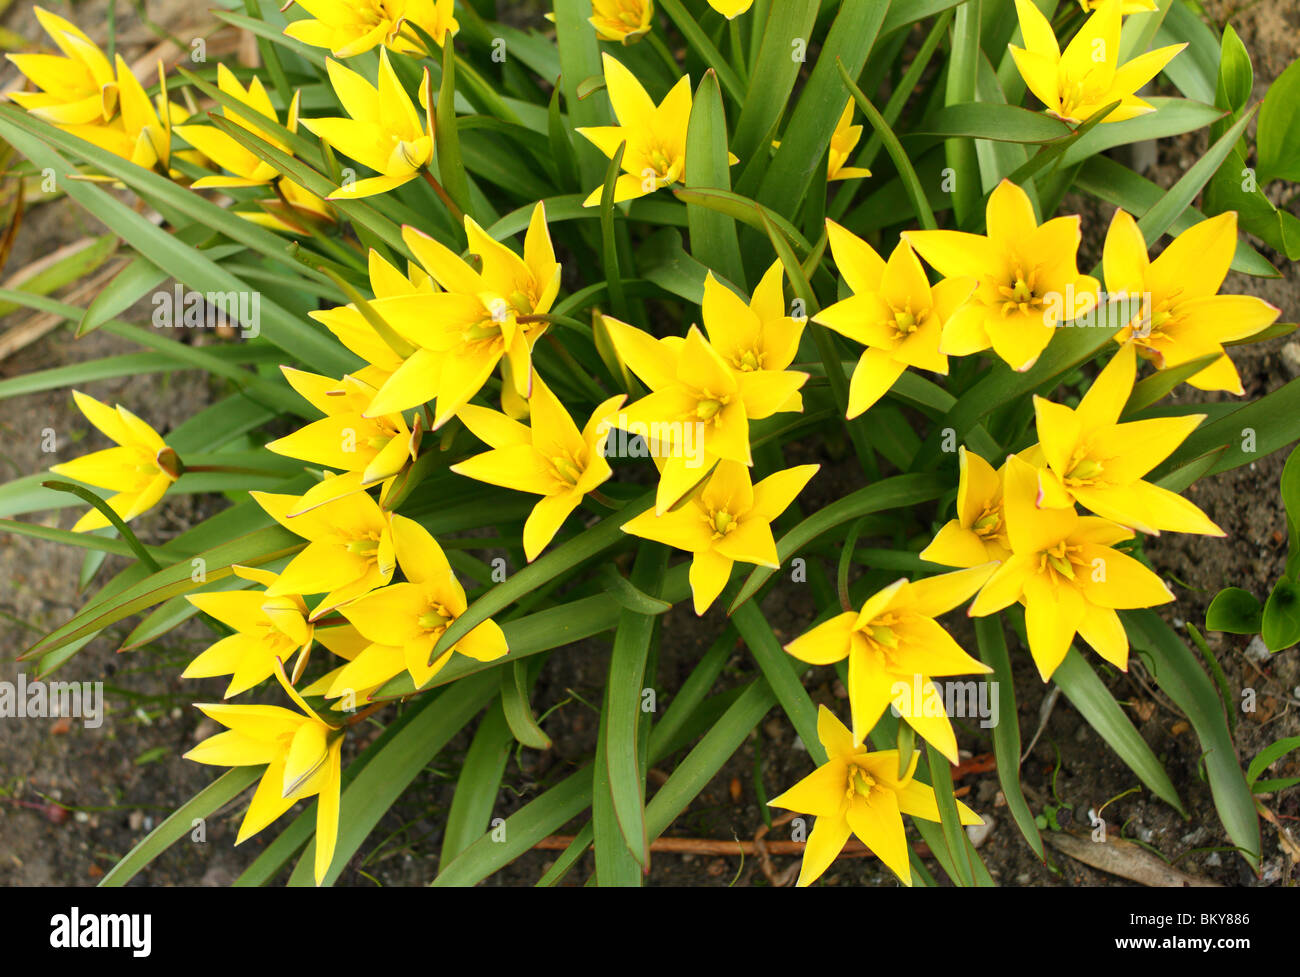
[730,0,820,167]
[0,235,117,318]
[1060,98,1224,167]
[99,768,263,886]
[657,0,744,103]
[1282,446,1300,580]
[553,0,610,188]
[600,543,668,871]
[1206,587,1264,636]
[926,741,975,886]
[756,0,889,221]
[1052,647,1185,815]
[943,0,982,228]
[1258,58,1300,185]
[500,658,552,750]
[911,103,1071,144]
[23,525,302,664]
[436,36,473,222]
[733,601,825,764]
[1123,353,1223,416]
[673,186,814,254]
[1246,736,1300,789]
[838,60,937,231]
[598,140,629,319]
[730,472,947,611]
[440,702,514,865]
[684,70,745,288]
[1215,24,1253,115]
[0,108,356,376]
[1124,609,1261,870]
[40,480,161,572]
[1073,155,1276,277]
[1156,377,1300,482]
[1262,577,1300,653]
[973,615,1044,860]
[1134,105,1256,245]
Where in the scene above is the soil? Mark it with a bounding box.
[0,1,1298,888]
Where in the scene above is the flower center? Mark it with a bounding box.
[551,450,584,487]
[709,508,735,537]
[694,394,728,422]
[997,266,1044,316]
[1066,456,1104,483]
[417,604,453,633]
[848,768,876,799]
[346,537,380,556]
[972,508,1002,539]
[733,348,763,372]
[1037,540,1081,583]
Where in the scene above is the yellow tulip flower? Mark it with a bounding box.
[251,486,396,619]
[185,660,343,885]
[701,262,806,412]
[266,367,420,491]
[603,318,808,513]
[1029,343,1224,536]
[827,98,873,182]
[707,0,754,18]
[1010,0,1185,124]
[285,0,458,58]
[49,390,178,533]
[903,179,1098,372]
[920,447,1011,569]
[300,49,434,199]
[7,6,117,125]
[336,514,508,690]
[183,566,314,697]
[590,0,654,44]
[969,455,1174,680]
[309,249,436,396]
[770,705,981,886]
[577,53,731,206]
[816,221,976,417]
[1079,0,1158,13]
[452,377,626,561]
[363,202,560,425]
[1102,209,1280,395]
[175,65,299,189]
[785,566,995,757]
[621,460,818,613]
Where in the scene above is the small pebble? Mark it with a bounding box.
[74,811,89,824]
[966,816,993,849]
[1245,636,1271,663]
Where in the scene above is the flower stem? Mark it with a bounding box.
[422,168,466,225]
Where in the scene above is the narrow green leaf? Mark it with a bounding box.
[973,615,1044,860]
[1052,646,1185,815]
[1124,609,1261,869]
[440,702,514,864]
[98,768,263,886]
[684,70,745,287]
[600,543,668,872]
[500,658,552,750]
